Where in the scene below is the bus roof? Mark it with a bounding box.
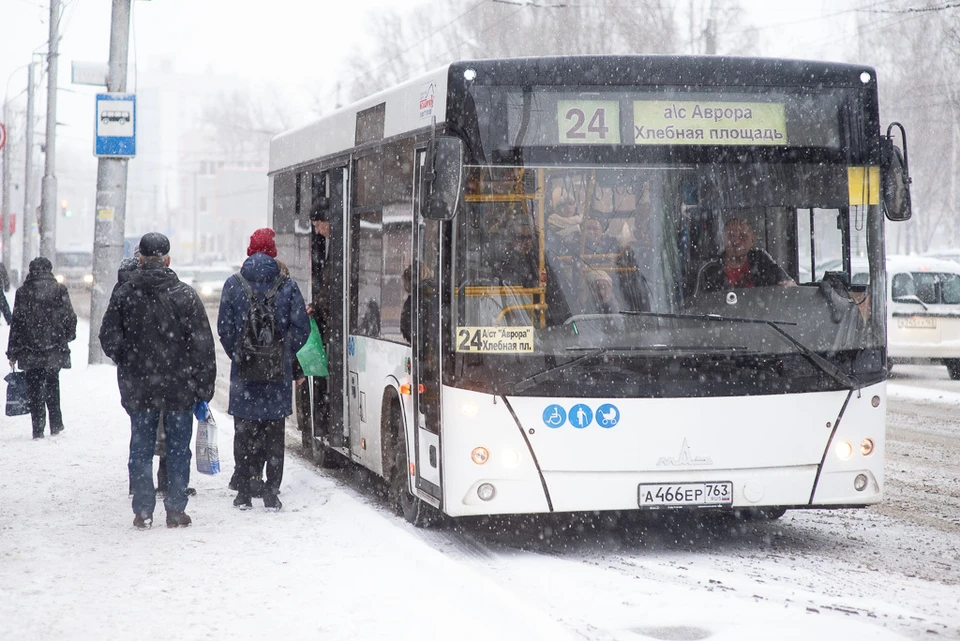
[269,64,451,173]
[269,55,877,174]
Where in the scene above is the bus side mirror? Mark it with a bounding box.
[881,123,912,222]
[423,136,464,221]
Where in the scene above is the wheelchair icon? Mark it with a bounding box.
[542,404,566,428]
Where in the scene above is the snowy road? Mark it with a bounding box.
[9,307,954,640]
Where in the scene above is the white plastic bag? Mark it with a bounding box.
[195,409,220,475]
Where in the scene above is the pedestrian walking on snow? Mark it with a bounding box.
[5,257,77,439]
[99,232,216,529]
[218,228,310,511]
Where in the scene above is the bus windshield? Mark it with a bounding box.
[454,163,884,397]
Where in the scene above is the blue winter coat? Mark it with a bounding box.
[217,253,310,420]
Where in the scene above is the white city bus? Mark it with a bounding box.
[269,55,913,526]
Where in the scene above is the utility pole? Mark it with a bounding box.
[21,62,36,281]
[39,0,60,264]
[89,0,131,364]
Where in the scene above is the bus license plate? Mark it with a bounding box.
[638,482,733,508]
[897,317,936,329]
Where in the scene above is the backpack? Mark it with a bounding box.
[233,273,287,382]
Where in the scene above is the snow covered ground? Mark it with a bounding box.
[1,320,957,640]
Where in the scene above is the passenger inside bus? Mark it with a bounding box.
[695,218,795,293]
[582,269,619,315]
[495,218,570,325]
[546,197,582,246]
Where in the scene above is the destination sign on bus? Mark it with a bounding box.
[456,326,535,353]
[633,100,788,146]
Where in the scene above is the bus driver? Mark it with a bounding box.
[695,218,795,293]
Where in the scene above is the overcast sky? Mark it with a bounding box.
[1,0,858,157]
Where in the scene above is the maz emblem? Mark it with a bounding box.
[656,438,713,466]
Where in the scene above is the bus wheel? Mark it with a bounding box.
[946,359,960,380]
[386,406,436,527]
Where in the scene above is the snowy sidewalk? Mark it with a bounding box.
[0,321,577,641]
[0,321,918,641]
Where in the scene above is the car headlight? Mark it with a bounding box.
[55,274,65,283]
[83,274,94,284]
[200,286,214,296]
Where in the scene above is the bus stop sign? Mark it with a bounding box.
[94,93,136,157]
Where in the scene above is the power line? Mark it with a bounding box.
[859,1,960,12]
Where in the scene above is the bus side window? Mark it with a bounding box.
[350,153,383,339]
[273,171,297,234]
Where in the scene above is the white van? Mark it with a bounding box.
[884,255,960,378]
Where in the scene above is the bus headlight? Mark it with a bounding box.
[471,447,489,465]
[462,401,478,417]
[860,438,875,456]
[502,448,520,468]
[834,440,853,460]
[477,483,496,501]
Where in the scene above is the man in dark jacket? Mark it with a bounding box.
[218,228,310,511]
[695,218,795,294]
[100,233,216,530]
[6,257,77,439]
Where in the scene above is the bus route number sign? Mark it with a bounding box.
[557,100,620,145]
[456,326,534,353]
[638,481,733,508]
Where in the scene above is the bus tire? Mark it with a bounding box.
[384,398,436,528]
[945,359,960,380]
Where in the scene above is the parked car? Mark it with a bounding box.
[884,255,960,378]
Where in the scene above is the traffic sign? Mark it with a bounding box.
[94,93,136,157]
[0,123,6,151]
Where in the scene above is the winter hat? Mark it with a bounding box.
[247,228,278,258]
[116,257,140,285]
[139,232,171,257]
[29,257,52,274]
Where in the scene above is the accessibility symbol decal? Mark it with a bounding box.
[542,404,566,428]
[568,404,593,429]
[596,404,620,428]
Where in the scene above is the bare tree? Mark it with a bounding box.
[341,0,756,103]
[857,0,960,253]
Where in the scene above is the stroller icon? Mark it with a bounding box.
[597,404,620,428]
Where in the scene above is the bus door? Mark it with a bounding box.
[314,166,349,450]
[413,149,443,500]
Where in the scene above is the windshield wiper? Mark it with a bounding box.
[621,310,858,390]
[512,348,604,394]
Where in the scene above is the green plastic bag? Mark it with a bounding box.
[296,318,329,377]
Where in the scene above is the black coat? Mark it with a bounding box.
[99,262,217,413]
[6,271,77,370]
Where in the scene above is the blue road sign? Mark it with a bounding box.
[95,93,136,157]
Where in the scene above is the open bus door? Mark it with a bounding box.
[412,149,443,501]
[307,166,348,467]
